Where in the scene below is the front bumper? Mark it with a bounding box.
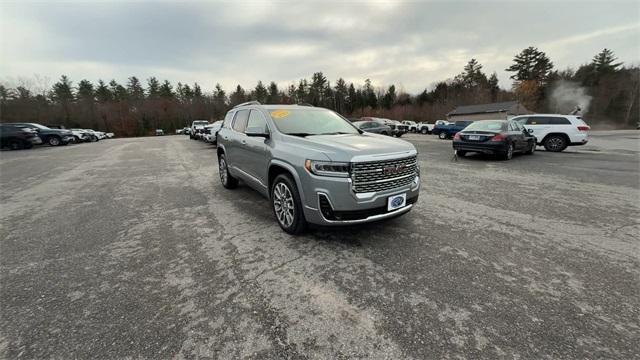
[62,135,75,143]
[301,172,420,226]
[453,140,507,154]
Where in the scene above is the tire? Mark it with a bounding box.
[525,141,536,155]
[48,136,61,146]
[438,132,448,140]
[421,128,428,134]
[456,150,467,157]
[90,136,98,142]
[381,131,388,136]
[23,142,33,149]
[73,136,80,144]
[271,174,307,235]
[218,153,238,189]
[502,142,514,160]
[543,135,567,152]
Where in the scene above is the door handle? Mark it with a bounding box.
[223,136,229,140]
[241,140,247,145]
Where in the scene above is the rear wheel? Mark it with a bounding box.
[438,132,448,140]
[381,131,389,136]
[456,150,467,157]
[421,128,428,134]
[218,153,238,189]
[543,135,567,152]
[271,174,307,235]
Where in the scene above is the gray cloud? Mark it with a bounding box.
[1,1,638,93]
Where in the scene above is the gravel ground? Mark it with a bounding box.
[1,132,638,359]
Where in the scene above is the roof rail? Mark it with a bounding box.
[296,102,314,107]
[233,100,261,109]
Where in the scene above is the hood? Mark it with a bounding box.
[283,133,416,162]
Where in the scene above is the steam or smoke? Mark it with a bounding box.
[548,80,593,115]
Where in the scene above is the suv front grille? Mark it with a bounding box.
[351,155,417,193]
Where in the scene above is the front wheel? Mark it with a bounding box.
[271,174,307,235]
[8,139,22,150]
[421,128,428,134]
[456,150,467,157]
[48,136,61,146]
[438,132,448,140]
[525,141,536,155]
[218,153,239,189]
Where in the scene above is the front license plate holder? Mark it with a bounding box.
[387,193,407,211]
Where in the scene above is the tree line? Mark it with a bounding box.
[0,47,637,136]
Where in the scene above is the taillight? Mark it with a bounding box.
[453,132,461,140]
[577,126,590,131]
[490,134,505,142]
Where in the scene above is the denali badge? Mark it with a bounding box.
[383,164,407,175]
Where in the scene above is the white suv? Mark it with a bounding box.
[512,114,590,152]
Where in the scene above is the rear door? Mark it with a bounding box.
[525,116,551,142]
[240,109,270,186]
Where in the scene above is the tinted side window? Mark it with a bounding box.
[246,110,268,132]
[526,117,549,125]
[232,110,249,133]
[548,117,571,125]
[512,121,524,131]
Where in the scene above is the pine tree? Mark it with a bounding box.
[109,80,128,101]
[592,48,623,74]
[346,83,357,113]
[334,78,348,114]
[363,79,377,108]
[506,47,554,85]
[253,81,268,103]
[127,76,144,102]
[267,81,279,104]
[488,72,499,101]
[229,85,246,106]
[458,58,488,88]
[147,77,160,98]
[382,85,397,109]
[51,75,74,103]
[77,80,95,102]
[95,80,112,102]
[159,80,174,98]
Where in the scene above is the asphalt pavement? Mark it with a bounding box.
[1,132,639,359]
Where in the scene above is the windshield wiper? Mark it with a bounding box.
[316,132,353,135]
[286,132,312,137]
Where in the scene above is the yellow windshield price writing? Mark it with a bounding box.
[271,110,290,119]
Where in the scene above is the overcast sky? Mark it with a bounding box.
[1,0,639,94]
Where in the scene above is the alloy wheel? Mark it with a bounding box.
[219,157,228,185]
[546,137,565,152]
[273,182,295,228]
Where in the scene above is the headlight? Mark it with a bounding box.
[305,160,350,177]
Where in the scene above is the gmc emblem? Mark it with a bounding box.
[383,164,407,175]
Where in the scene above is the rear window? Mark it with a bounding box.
[455,121,472,126]
[464,121,506,131]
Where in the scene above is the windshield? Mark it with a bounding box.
[269,109,359,136]
[464,120,506,131]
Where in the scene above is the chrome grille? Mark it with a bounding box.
[351,155,417,193]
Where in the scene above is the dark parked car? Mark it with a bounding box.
[433,120,474,139]
[352,120,392,135]
[452,119,536,160]
[4,123,74,146]
[0,125,42,150]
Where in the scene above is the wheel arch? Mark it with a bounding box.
[268,160,305,203]
[540,132,569,145]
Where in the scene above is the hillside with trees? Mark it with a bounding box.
[1,48,637,136]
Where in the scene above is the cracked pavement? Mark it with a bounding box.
[1,132,639,358]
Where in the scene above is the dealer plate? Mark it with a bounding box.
[387,193,407,211]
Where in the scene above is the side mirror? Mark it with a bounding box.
[245,126,269,138]
[527,128,534,134]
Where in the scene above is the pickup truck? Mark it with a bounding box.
[401,121,418,133]
[417,123,435,134]
[432,120,474,139]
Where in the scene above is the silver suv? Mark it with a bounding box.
[216,102,420,234]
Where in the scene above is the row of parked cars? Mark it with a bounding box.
[0,123,114,150]
[180,120,224,145]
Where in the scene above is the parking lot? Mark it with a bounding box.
[1,132,639,358]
